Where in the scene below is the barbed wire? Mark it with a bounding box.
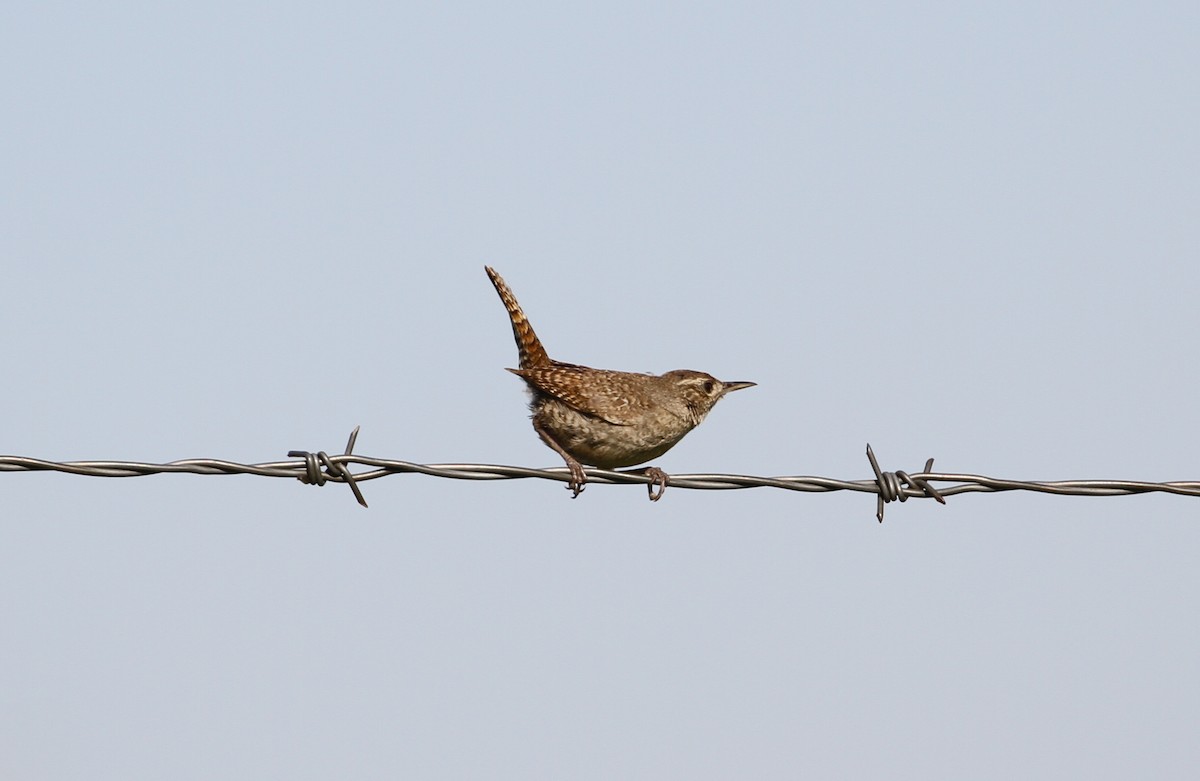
[3,428,1197,521]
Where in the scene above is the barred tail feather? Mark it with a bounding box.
[485,266,551,369]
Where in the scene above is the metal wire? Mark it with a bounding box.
[2,428,1197,520]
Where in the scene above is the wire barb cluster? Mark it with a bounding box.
[288,426,368,508]
[866,445,946,522]
[3,428,1198,520]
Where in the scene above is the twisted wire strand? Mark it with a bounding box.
[2,430,1197,520]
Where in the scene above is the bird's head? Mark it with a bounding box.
[662,370,756,425]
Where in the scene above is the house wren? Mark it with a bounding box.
[485,266,754,500]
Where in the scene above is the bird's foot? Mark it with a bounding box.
[643,466,669,502]
[565,459,587,498]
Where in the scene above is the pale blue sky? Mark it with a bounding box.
[3,2,1198,778]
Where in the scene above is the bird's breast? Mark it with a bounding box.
[532,398,695,469]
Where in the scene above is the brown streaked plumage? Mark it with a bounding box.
[485,266,754,500]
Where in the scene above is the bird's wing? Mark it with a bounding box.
[508,364,646,426]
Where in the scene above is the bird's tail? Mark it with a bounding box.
[485,266,551,369]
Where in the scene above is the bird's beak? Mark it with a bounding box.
[721,381,756,394]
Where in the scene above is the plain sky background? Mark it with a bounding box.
[2,2,1198,778]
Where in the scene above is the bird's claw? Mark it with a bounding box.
[566,461,587,498]
[643,467,669,501]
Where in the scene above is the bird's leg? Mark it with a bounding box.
[533,419,587,497]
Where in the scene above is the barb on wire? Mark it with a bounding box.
[289,426,367,508]
[2,428,1199,519]
[866,444,946,523]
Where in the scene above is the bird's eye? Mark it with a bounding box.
[703,380,715,394]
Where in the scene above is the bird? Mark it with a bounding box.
[485,266,755,500]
